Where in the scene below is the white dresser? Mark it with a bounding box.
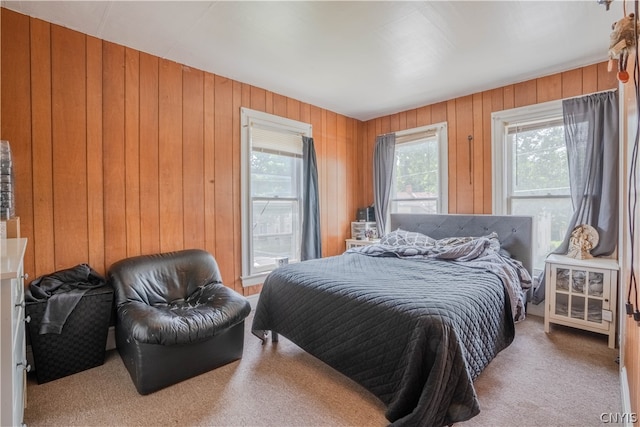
[1,238,28,426]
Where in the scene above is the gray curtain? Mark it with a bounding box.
[557,90,619,256]
[373,134,396,235]
[532,90,619,304]
[301,136,321,260]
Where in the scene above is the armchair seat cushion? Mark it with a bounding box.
[118,283,250,345]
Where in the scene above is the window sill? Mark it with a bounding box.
[241,272,271,288]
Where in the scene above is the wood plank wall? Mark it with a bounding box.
[1,6,637,414]
[361,63,618,212]
[0,9,362,296]
[621,64,640,420]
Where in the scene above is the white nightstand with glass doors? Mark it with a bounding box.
[544,254,619,348]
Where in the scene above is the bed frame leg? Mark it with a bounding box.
[272,332,279,343]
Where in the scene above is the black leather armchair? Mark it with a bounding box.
[108,249,251,395]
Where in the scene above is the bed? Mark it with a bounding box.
[251,213,533,426]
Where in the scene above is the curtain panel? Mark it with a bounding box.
[301,136,322,260]
[558,90,619,256]
[373,134,396,235]
[532,90,619,304]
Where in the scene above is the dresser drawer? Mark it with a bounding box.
[14,276,24,306]
[1,238,28,427]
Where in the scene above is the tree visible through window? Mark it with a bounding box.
[240,108,311,286]
[494,103,572,274]
[508,119,572,271]
[390,124,448,216]
[250,144,301,273]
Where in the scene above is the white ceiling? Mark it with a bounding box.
[0,1,624,121]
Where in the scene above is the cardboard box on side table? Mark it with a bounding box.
[1,216,20,238]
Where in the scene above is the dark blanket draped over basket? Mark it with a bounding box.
[252,253,516,426]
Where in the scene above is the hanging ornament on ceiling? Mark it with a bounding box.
[608,6,640,83]
[598,0,614,11]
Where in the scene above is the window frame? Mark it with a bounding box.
[389,122,449,219]
[240,107,312,287]
[492,99,564,214]
[491,99,571,273]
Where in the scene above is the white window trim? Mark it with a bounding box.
[491,100,562,215]
[240,107,312,287]
[391,122,448,218]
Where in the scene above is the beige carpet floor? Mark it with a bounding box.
[23,313,620,427]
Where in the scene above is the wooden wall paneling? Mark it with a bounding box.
[326,111,339,255]
[345,118,355,224]
[453,96,474,214]
[250,85,266,111]
[355,121,363,211]
[360,120,373,208]
[472,93,484,213]
[489,87,505,113]
[389,113,400,132]
[319,109,329,256]
[399,112,407,130]
[446,100,457,213]
[350,121,359,210]
[203,73,216,257]
[272,93,287,118]
[300,102,311,126]
[379,115,391,135]
[481,89,498,214]
[51,25,88,269]
[503,84,515,110]
[2,11,34,279]
[431,102,447,124]
[597,61,617,91]
[265,91,273,114]
[86,35,105,271]
[582,64,599,94]
[536,74,562,104]
[337,116,348,238]
[213,75,234,285]
[231,80,242,292]
[562,68,583,98]
[125,48,141,256]
[158,59,184,252]
[182,67,205,251]
[514,79,537,108]
[139,52,160,256]
[30,17,55,277]
[287,97,300,121]
[406,109,417,129]
[358,121,364,211]
[102,42,127,269]
[416,105,431,127]
[372,119,382,202]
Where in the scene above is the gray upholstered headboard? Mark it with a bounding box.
[389,214,533,275]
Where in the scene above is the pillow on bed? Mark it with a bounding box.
[380,229,436,246]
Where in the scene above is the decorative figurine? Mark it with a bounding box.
[567,224,599,260]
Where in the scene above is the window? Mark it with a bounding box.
[241,108,312,286]
[492,101,572,273]
[390,123,448,215]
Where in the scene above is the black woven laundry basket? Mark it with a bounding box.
[26,285,113,384]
